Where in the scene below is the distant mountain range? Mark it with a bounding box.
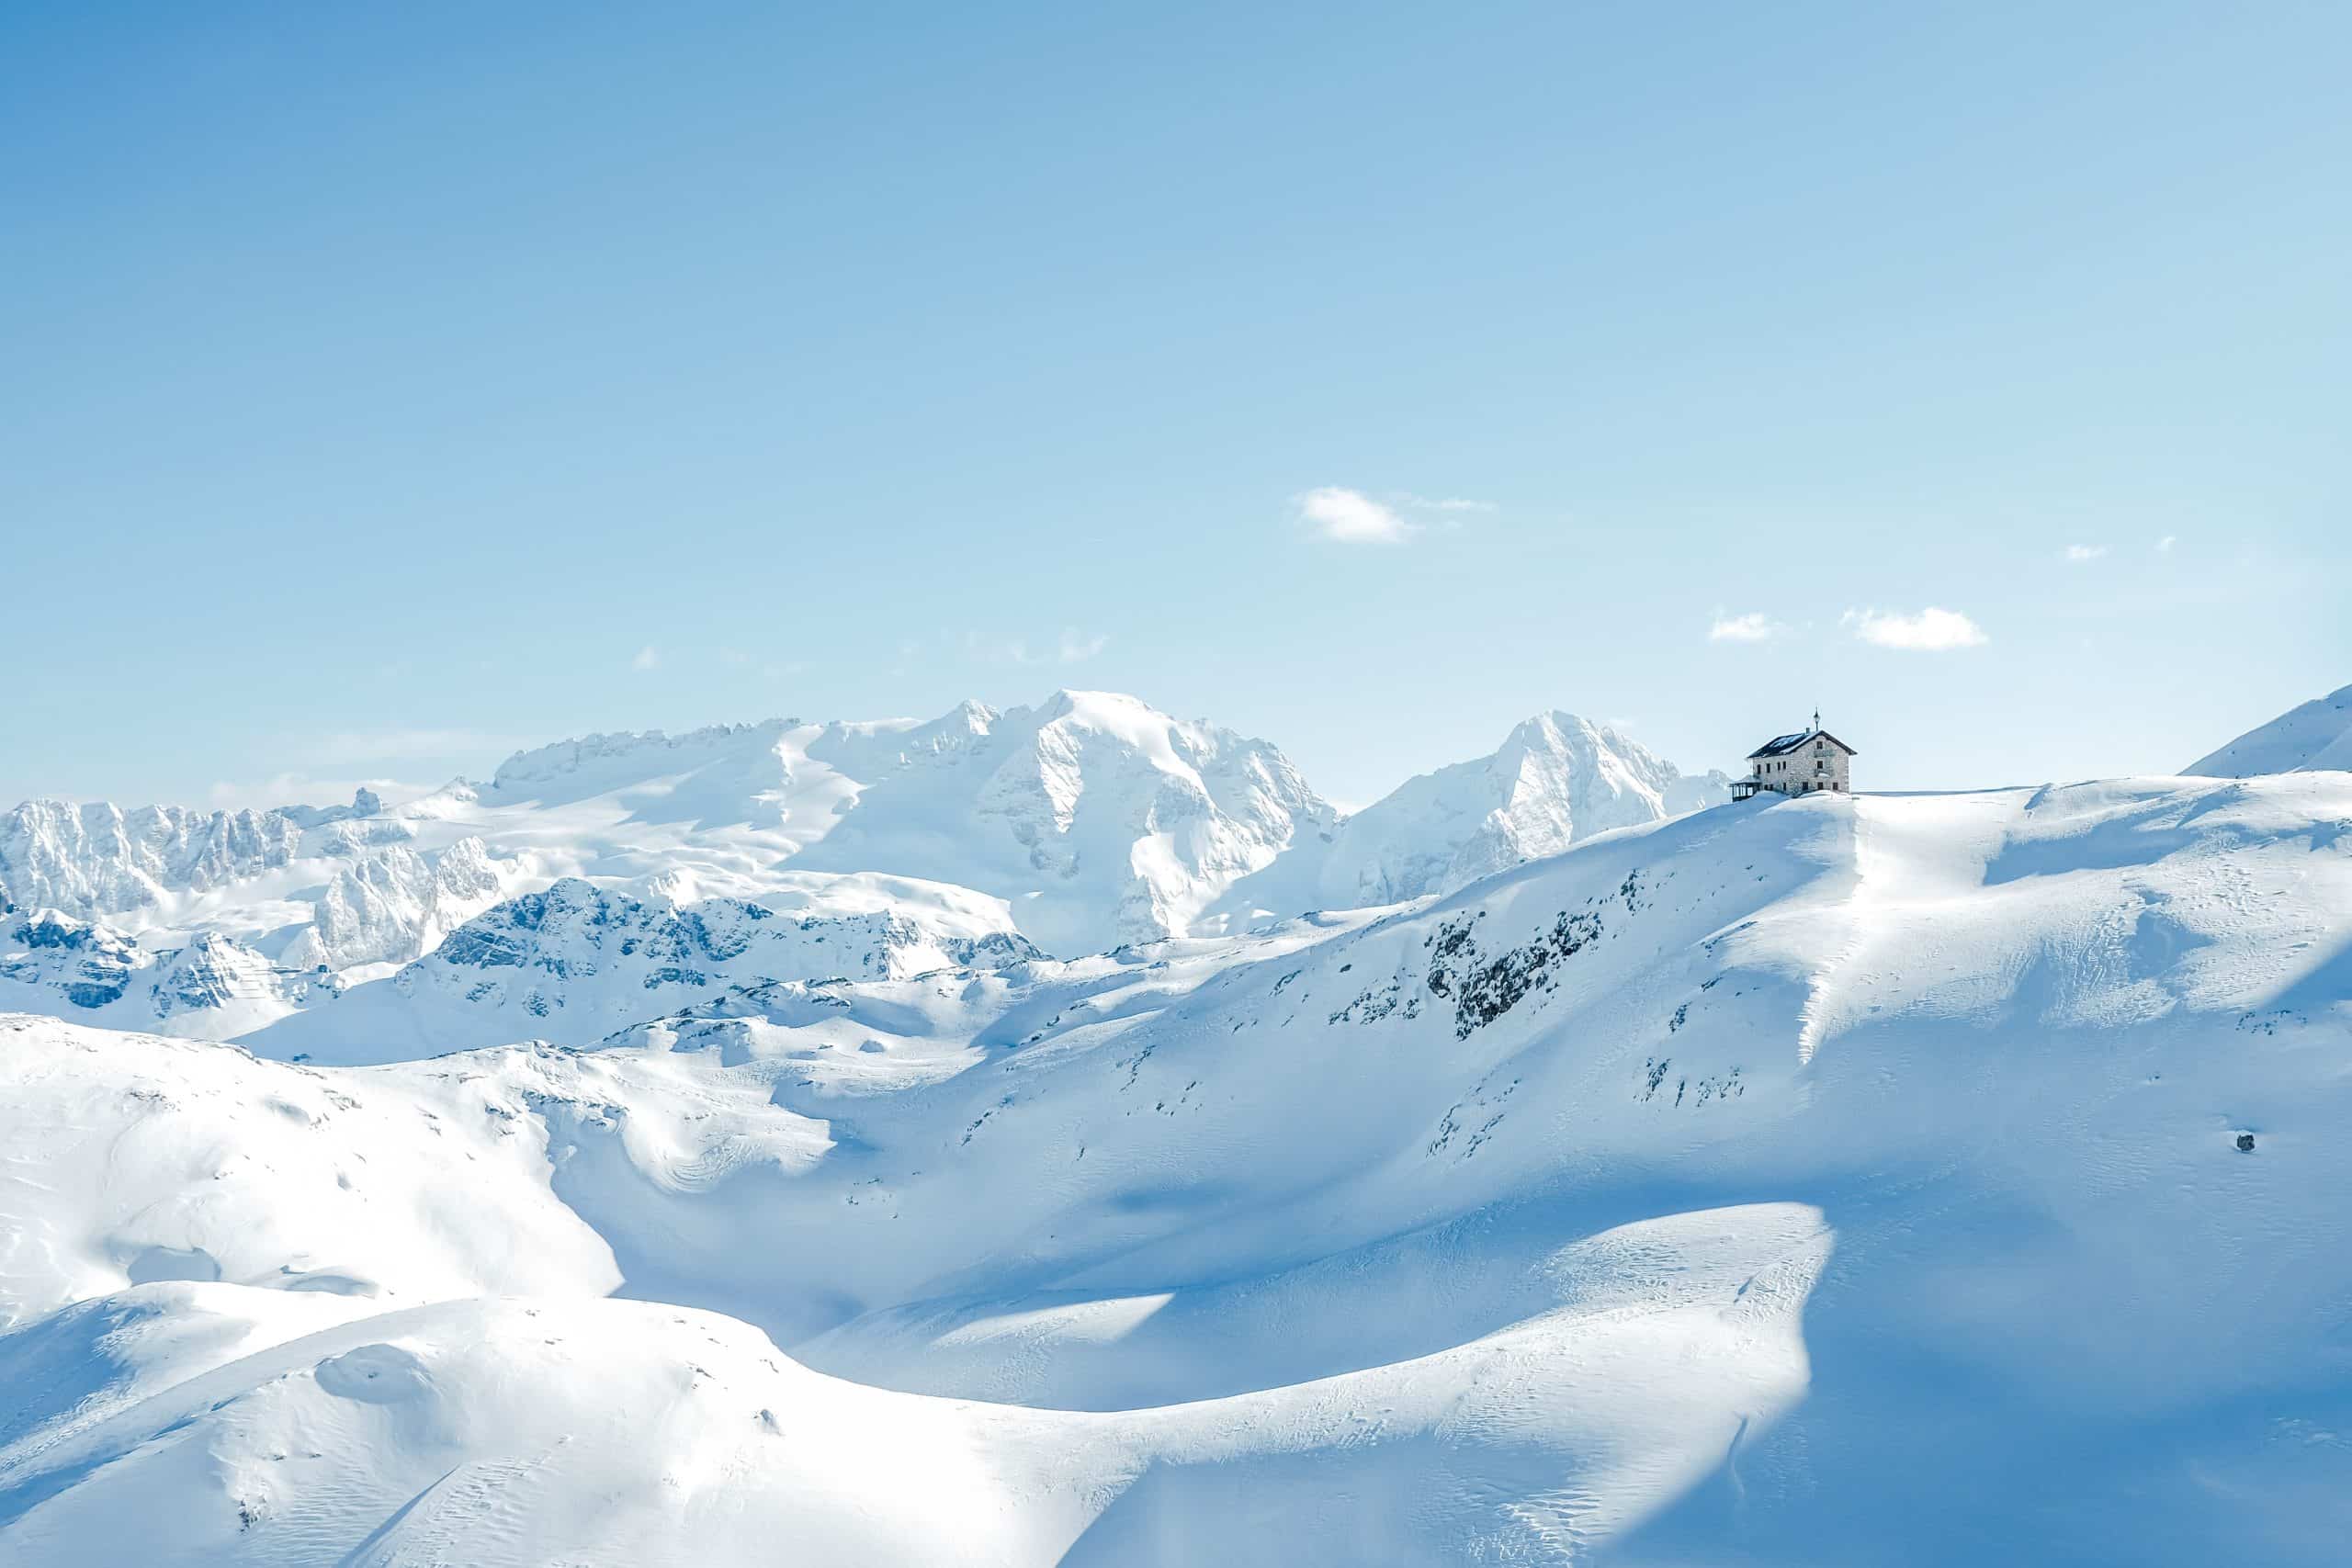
[0,692,1727,1044]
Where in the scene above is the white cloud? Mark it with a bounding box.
[968,635,1031,665]
[307,728,514,765]
[1298,486,1412,544]
[1396,492,1497,513]
[962,627,1111,667]
[2156,535,2177,553]
[2064,544,2107,562]
[1709,612,1785,643]
[631,645,661,671]
[1843,606,1988,650]
[1056,627,1109,663]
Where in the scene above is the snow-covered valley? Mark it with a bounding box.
[4,691,2350,1562]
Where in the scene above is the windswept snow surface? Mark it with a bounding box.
[2185,679,2352,776]
[6,773,2352,1562]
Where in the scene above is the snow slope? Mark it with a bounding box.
[2185,679,2352,775]
[5,772,2350,1562]
[0,1010,1823,1564]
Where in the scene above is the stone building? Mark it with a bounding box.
[1730,715,1856,800]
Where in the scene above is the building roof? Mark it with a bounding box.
[1747,728,1859,760]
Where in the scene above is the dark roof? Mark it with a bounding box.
[1748,728,1859,759]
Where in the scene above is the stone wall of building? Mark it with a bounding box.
[1753,737,1850,795]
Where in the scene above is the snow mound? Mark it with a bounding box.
[0,1016,616,1327]
[0,1237,1822,1565]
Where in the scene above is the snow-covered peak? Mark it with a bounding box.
[2183,681,2352,776]
[247,872,1042,1060]
[0,787,396,925]
[795,692,1337,953]
[1306,709,1726,908]
[0,908,312,1035]
[279,836,514,972]
[274,786,388,830]
[486,719,799,800]
[0,798,305,919]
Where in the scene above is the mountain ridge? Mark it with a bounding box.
[0,692,1735,1046]
[2184,680,2352,777]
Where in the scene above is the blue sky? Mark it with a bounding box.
[6,1,2346,809]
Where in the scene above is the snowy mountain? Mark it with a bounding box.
[1308,710,1725,908]
[278,836,510,972]
[5,772,2348,1562]
[0,909,322,1038]
[2184,680,2352,776]
[766,690,1338,953]
[0,798,305,919]
[0,694,1731,1052]
[0,694,1329,1010]
[248,874,1040,1060]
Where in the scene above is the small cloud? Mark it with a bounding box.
[1709,612,1785,643]
[960,628,1111,667]
[631,645,660,671]
[2063,544,2107,562]
[306,728,514,765]
[1843,606,1988,651]
[1056,627,1109,664]
[2156,535,2177,553]
[1298,486,1411,544]
[1396,493,1497,513]
[961,632,1032,665]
